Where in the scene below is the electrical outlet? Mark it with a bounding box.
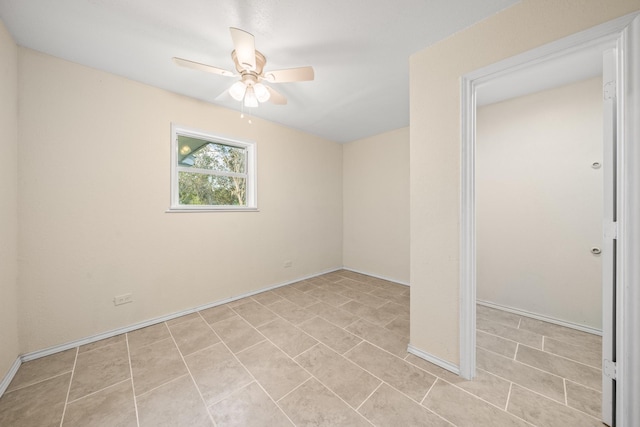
[283,260,292,268]
[114,293,133,306]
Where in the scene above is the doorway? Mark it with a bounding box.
[459,12,640,427]
[475,75,605,422]
[475,76,604,334]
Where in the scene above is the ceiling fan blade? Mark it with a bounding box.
[230,27,256,71]
[214,84,235,101]
[264,66,314,83]
[266,86,287,105]
[173,57,234,76]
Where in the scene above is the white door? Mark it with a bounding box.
[601,47,617,427]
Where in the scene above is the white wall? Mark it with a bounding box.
[343,127,409,284]
[409,0,639,366]
[477,77,602,330]
[17,48,343,353]
[0,19,20,379]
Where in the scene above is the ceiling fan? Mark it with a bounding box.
[173,27,314,107]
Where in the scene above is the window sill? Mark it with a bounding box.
[166,207,259,213]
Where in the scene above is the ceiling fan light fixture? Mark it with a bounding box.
[243,86,259,108]
[253,83,271,103]
[174,27,314,110]
[229,81,247,101]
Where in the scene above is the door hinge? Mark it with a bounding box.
[604,81,616,100]
[604,222,618,240]
[604,359,617,380]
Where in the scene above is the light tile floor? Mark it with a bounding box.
[0,270,603,426]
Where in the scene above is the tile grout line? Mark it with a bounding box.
[339,341,440,413]
[419,377,437,405]
[274,376,313,404]
[201,314,298,427]
[231,337,268,356]
[65,378,131,405]
[231,312,376,426]
[481,351,573,386]
[125,334,141,427]
[339,315,409,348]
[427,376,537,427]
[303,276,425,420]
[504,382,513,411]
[355,381,383,412]
[251,290,325,328]
[133,373,190,399]
[58,347,79,427]
[567,393,606,421]
[295,372,377,427]
[205,380,257,408]
[75,337,125,356]
[228,299,283,329]
[276,362,384,426]
[503,349,602,393]
[476,328,538,348]
[478,346,582,385]
[305,303,363,329]
[292,346,383,419]
[514,374,603,422]
[563,378,603,393]
[536,347,603,371]
[468,361,602,420]
[514,343,519,360]
[563,378,568,406]
[421,373,527,423]
[5,369,74,394]
[255,318,321,357]
[166,322,218,427]
[417,379,464,427]
[298,335,418,423]
[482,329,602,370]
[291,342,321,361]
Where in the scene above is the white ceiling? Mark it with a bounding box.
[0,0,519,143]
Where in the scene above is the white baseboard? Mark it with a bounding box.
[0,357,21,397]
[407,344,460,376]
[3,265,401,397]
[20,267,342,363]
[477,300,603,336]
[7,265,407,391]
[341,266,409,287]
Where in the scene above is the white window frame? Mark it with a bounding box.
[168,124,257,212]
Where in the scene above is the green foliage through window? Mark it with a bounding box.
[174,131,254,208]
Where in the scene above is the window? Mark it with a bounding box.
[170,124,257,211]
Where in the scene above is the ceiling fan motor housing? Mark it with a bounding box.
[232,50,266,75]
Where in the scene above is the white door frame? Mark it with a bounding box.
[460,12,640,426]
[601,47,616,426]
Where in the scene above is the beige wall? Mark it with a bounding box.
[343,127,409,284]
[409,0,640,365]
[17,48,343,353]
[477,78,603,330]
[0,20,20,379]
